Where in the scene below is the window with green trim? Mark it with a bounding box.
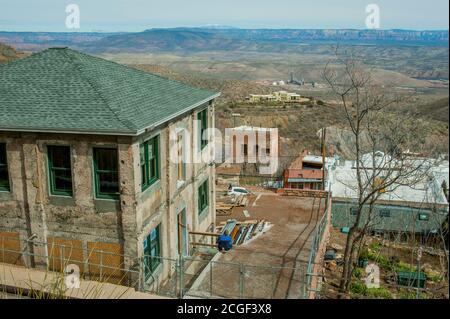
[350,207,358,216]
[418,213,429,221]
[140,135,160,191]
[93,148,119,199]
[144,224,161,279]
[198,109,208,151]
[47,146,73,196]
[0,143,10,192]
[379,209,391,218]
[198,179,209,215]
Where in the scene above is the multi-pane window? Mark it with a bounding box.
[140,135,160,191]
[93,148,119,199]
[198,109,208,151]
[198,179,209,215]
[177,133,186,182]
[144,224,161,279]
[379,209,391,218]
[0,143,10,192]
[350,207,358,216]
[47,146,73,196]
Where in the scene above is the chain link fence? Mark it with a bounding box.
[0,235,313,299]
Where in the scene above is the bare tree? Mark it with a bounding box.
[322,49,444,295]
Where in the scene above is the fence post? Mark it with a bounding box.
[138,256,143,292]
[209,260,213,298]
[84,246,90,281]
[99,250,103,282]
[60,245,64,272]
[178,255,184,299]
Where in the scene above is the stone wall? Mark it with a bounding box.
[0,102,217,286]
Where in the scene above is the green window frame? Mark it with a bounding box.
[93,148,120,200]
[140,135,160,191]
[198,108,208,151]
[379,209,391,218]
[144,224,161,279]
[418,213,430,221]
[0,143,10,192]
[198,179,209,215]
[47,145,73,196]
[350,207,358,216]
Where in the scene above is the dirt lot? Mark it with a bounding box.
[191,187,326,299]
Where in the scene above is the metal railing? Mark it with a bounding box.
[0,236,142,289]
[305,191,332,298]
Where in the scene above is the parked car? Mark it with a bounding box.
[227,186,250,196]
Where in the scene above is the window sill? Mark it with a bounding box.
[0,191,12,201]
[49,196,76,207]
[198,206,209,222]
[142,178,160,192]
[49,193,73,198]
[94,199,120,213]
[95,194,120,201]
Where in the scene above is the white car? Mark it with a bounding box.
[227,186,250,196]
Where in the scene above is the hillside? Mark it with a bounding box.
[1,29,448,82]
[407,97,449,123]
[90,29,449,52]
[2,29,447,52]
[0,43,26,64]
[131,64,272,103]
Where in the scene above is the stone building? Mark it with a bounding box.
[0,47,220,286]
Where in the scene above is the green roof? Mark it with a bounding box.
[0,47,219,135]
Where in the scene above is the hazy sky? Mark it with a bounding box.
[0,0,448,32]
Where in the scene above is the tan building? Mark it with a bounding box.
[0,48,220,287]
[247,91,307,103]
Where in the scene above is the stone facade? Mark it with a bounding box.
[0,102,216,285]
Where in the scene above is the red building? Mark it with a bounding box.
[283,150,325,190]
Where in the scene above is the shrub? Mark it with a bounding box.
[352,267,364,279]
[360,249,392,270]
[396,261,415,273]
[369,242,382,252]
[366,287,393,299]
[350,281,367,295]
[425,272,442,283]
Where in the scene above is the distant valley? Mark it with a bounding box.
[1,28,448,158]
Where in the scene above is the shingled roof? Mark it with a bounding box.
[0,47,219,135]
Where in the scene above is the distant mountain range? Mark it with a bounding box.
[0,28,448,53]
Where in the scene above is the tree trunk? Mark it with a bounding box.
[339,228,356,295]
